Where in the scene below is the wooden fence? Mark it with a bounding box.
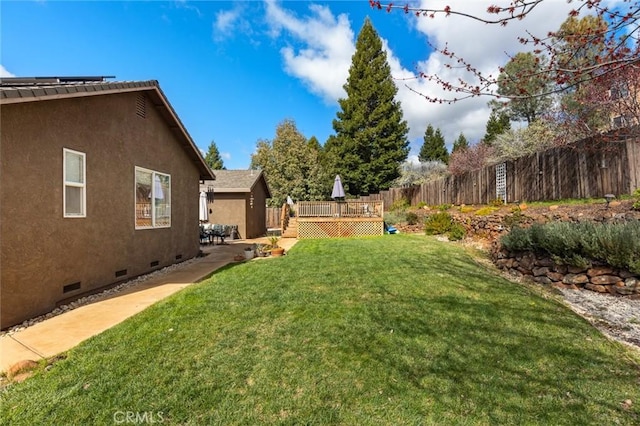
[356,137,640,209]
[266,207,281,229]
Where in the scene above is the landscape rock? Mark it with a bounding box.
[564,274,590,285]
[591,275,621,285]
[587,267,614,277]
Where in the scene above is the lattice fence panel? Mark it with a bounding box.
[496,162,507,203]
[298,220,383,239]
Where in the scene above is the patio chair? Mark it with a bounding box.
[211,224,226,245]
[200,225,212,245]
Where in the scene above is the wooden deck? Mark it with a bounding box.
[293,201,384,239]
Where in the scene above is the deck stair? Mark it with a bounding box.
[282,216,298,238]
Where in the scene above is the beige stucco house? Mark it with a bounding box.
[0,77,215,329]
[200,170,271,239]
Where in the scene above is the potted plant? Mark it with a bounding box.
[255,243,268,257]
[243,246,254,260]
[268,235,284,257]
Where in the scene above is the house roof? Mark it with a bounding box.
[0,77,215,181]
[201,170,271,198]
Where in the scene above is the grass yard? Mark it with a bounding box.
[2,235,639,425]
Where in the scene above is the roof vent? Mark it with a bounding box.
[136,93,146,118]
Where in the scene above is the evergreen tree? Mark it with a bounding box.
[204,140,225,170]
[418,124,449,164]
[452,133,469,153]
[307,136,321,151]
[250,119,324,206]
[327,17,409,196]
[491,52,553,124]
[483,111,511,145]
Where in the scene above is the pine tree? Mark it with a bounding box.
[490,52,553,124]
[452,133,469,153]
[419,124,449,164]
[483,111,511,146]
[204,140,225,170]
[327,17,409,196]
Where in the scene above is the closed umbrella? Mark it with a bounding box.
[331,175,345,217]
[331,175,345,199]
[199,191,208,223]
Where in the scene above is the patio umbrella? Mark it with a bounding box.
[331,175,345,199]
[287,195,294,206]
[199,191,208,222]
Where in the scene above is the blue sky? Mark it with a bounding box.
[1,0,584,169]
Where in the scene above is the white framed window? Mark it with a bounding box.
[63,148,86,218]
[135,167,171,229]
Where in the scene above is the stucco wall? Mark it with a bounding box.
[208,194,247,238]
[0,92,201,328]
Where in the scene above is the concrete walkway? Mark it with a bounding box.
[0,237,297,374]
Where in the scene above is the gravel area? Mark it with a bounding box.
[556,288,640,350]
[0,257,200,338]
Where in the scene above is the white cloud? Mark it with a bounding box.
[264,0,354,102]
[0,65,15,77]
[221,152,231,161]
[174,0,202,18]
[213,6,243,40]
[400,0,579,147]
[262,0,580,152]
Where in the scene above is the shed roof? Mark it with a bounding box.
[0,77,215,181]
[201,170,271,198]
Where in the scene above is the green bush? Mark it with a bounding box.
[383,211,405,226]
[633,188,640,210]
[390,198,410,212]
[437,203,452,211]
[424,212,453,235]
[500,226,533,251]
[503,209,526,229]
[500,220,640,273]
[405,212,419,225]
[489,198,504,207]
[475,207,499,216]
[447,223,466,241]
[416,201,427,209]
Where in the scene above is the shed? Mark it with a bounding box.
[200,170,271,239]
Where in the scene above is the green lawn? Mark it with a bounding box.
[2,235,639,425]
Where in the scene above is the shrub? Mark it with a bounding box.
[633,188,640,211]
[500,221,640,273]
[405,212,419,225]
[459,205,476,213]
[489,198,504,207]
[383,211,405,226]
[437,203,452,211]
[416,201,427,209]
[447,223,466,241]
[500,225,533,252]
[475,207,499,216]
[424,212,453,235]
[503,209,526,229]
[390,198,410,212]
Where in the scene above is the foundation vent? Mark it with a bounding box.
[136,93,146,118]
[115,269,128,278]
[175,254,183,260]
[63,282,81,293]
[150,260,159,267]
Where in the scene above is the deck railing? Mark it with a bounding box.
[297,201,383,218]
